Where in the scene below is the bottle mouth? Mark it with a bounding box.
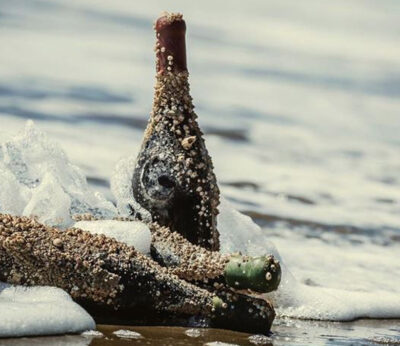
[158,175,176,189]
[155,13,187,73]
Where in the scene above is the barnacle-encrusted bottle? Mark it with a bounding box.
[0,214,216,321]
[132,12,220,251]
[150,222,281,294]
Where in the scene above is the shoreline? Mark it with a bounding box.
[1,318,399,345]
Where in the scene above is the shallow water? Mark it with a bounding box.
[2,320,400,346]
[1,0,400,343]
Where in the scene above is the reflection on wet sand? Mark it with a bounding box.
[2,320,400,346]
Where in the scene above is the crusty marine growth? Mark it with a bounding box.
[75,214,281,294]
[149,222,281,294]
[0,213,278,333]
[132,12,220,251]
[0,213,214,316]
[150,224,279,332]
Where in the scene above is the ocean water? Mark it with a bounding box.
[1,0,400,344]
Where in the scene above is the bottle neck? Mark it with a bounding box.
[152,70,193,121]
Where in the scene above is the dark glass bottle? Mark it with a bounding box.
[132,13,220,251]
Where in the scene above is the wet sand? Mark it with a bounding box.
[1,318,399,345]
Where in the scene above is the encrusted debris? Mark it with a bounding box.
[0,213,214,316]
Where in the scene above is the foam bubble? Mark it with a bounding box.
[0,121,117,225]
[185,328,203,337]
[113,329,142,339]
[110,155,152,222]
[81,330,104,338]
[0,283,95,338]
[217,198,400,321]
[23,172,72,227]
[74,219,151,254]
[218,197,281,259]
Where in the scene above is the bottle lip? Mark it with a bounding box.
[155,13,187,73]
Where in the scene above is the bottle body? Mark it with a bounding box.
[132,14,220,250]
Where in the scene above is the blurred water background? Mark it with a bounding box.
[1,0,400,344]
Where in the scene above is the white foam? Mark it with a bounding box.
[110,155,152,222]
[184,328,203,338]
[74,219,151,254]
[0,164,30,216]
[81,330,104,338]
[113,329,142,339]
[218,198,281,259]
[0,121,117,226]
[248,334,273,345]
[0,283,95,338]
[23,172,72,227]
[217,199,400,321]
[270,282,400,321]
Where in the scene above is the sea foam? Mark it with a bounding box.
[218,198,400,321]
[0,283,95,338]
[74,219,151,254]
[0,121,117,227]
